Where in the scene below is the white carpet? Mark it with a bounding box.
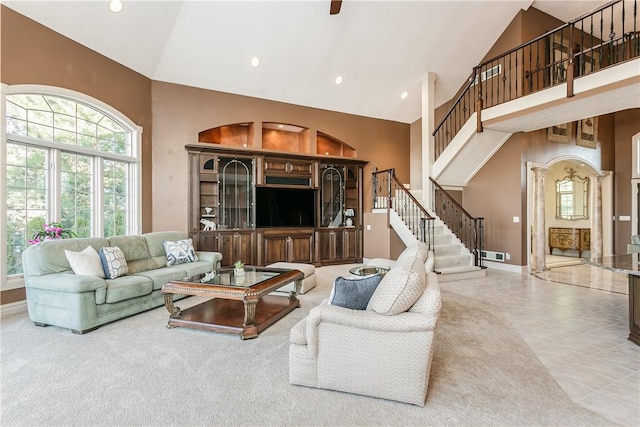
[0,264,610,426]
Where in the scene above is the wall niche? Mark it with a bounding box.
[198,122,356,158]
[198,122,254,148]
[318,132,356,158]
[262,122,310,153]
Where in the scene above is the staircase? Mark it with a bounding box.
[372,170,485,282]
[430,218,485,282]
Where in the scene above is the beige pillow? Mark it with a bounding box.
[397,241,429,264]
[65,246,105,278]
[367,255,426,315]
[425,251,435,272]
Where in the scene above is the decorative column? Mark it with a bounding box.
[589,174,603,260]
[531,167,547,272]
[421,72,437,211]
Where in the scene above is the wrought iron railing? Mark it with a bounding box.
[433,0,639,159]
[372,168,434,250]
[430,178,484,268]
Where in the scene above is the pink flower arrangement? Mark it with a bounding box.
[29,222,76,245]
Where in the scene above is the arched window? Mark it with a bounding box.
[2,87,141,276]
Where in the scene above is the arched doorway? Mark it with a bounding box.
[527,156,613,272]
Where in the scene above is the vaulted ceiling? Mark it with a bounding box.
[3,0,609,124]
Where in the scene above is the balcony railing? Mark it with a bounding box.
[433,0,639,159]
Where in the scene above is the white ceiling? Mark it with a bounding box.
[3,0,610,124]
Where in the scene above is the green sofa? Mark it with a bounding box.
[21,231,222,334]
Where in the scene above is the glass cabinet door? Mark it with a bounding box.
[320,165,344,227]
[219,157,253,229]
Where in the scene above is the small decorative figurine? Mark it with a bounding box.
[200,218,216,231]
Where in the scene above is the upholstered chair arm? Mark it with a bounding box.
[195,251,223,268]
[311,303,434,332]
[25,272,106,293]
[302,299,435,358]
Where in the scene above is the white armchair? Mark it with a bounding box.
[289,270,441,406]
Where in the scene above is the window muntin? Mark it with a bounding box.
[103,159,129,237]
[4,92,139,276]
[5,144,48,275]
[60,152,93,238]
[6,94,131,156]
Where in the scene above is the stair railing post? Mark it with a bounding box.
[372,167,378,209]
[567,25,575,98]
[386,169,394,228]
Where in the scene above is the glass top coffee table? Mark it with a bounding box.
[161,266,304,339]
[348,265,390,276]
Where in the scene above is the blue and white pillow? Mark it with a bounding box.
[162,238,198,266]
[99,246,128,279]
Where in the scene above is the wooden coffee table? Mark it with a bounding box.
[161,266,304,339]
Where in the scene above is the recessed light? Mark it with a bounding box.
[400,91,408,99]
[109,0,123,13]
[250,57,260,68]
[278,124,284,129]
[335,75,343,85]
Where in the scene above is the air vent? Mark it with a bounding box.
[480,250,505,262]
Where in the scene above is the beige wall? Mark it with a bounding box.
[614,109,638,252]
[151,81,410,233]
[462,135,525,265]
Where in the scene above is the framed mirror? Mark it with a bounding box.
[556,167,589,220]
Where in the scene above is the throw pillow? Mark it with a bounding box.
[397,241,429,264]
[99,246,129,279]
[367,255,426,315]
[162,238,198,266]
[64,246,105,278]
[425,251,435,272]
[328,274,384,310]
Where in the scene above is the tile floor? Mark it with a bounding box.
[443,264,639,426]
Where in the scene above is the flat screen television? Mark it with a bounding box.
[256,187,316,227]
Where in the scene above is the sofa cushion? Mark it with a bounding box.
[162,238,198,266]
[64,246,105,278]
[144,231,188,257]
[329,274,383,310]
[133,268,188,291]
[99,246,129,279]
[105,275,153,303]
[108,235,150,262]
[367,255,426,315]
[22,237,110,276]
[179,260,216,279]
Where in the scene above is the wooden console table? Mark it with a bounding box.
[549,227,590,257]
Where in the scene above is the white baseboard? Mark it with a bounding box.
[484,261,525,274]
[0,300,27,318]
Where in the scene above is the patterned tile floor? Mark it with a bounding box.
[442,264,639,426]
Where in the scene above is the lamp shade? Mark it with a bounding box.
[344,209,355,217]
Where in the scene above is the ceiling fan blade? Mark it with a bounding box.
[330,0,342,15]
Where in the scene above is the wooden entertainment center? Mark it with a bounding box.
[186,143,366,267]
